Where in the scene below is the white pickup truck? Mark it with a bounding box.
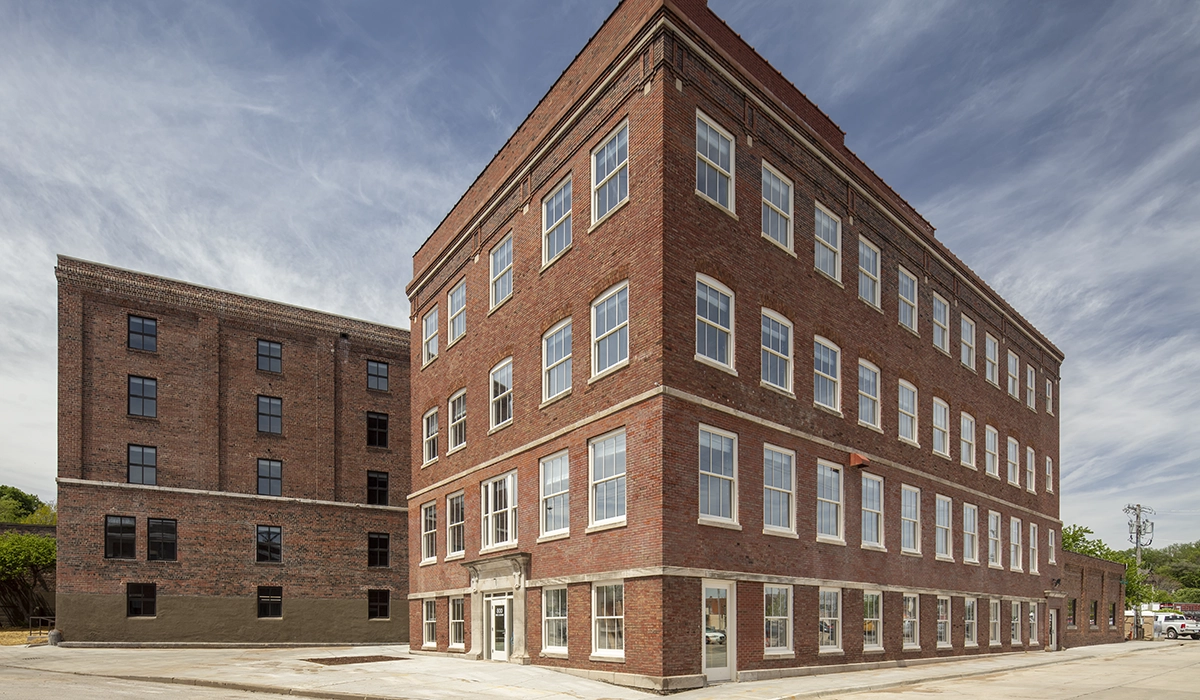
[1158,612,1200,639]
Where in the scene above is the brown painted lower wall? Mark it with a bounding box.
[58,593,407,644]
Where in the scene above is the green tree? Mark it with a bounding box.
[0,486,44,522]
[0,533,56,625]
[19,503,56,526]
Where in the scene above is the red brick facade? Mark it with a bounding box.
[404,0,1098,690]
[56,257,410,643]
[1058,551,1126,648]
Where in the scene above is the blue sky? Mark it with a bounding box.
[1,0,1197,550]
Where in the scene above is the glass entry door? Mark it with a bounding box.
[703,581,734,682]
[489,597,509,661]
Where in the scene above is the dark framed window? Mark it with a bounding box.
[128,315,157,352]
[367,471,389,506]
[147,518,177,561]
[257,586,282,618]
[368,589,390,619]
[368,532,389,567]
[1089,601,1098,626]
[367,412,388,448]
[126,583,156,617]
[128,376,157,417]
[257,395,282,434]
[1066,599,1076,626]
[256,525,282,563]
[368,361,389,392]
[257,340,282,373]
[257,459,282,496]
[105,515,136,559]
[1109,603,1117,626]
[128,444,157,485]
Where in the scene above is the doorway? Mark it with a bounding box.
[702,580,735,682]
[487,595,510,661]
[1048,608,1058,650]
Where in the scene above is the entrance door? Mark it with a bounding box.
[702,581,735,682]
[1048,609,1058,651]
[489,598,509,661]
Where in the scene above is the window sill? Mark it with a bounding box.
[586,520,626,535]
[863,646,885,654]
[446,444,466,457]
[761,232,796,258]
[537,531,570,544]
[814,268,843,289]
[965,642,978,648]
[964,559,980,566]
[449,644,466,651]
[986,471,1001,480]
[937,643,953,650]
[589,653,625,664]
[422,458,439,469]
[1007,480,1020,488]
[990,641,1002,647]
[989,563,1004,570]
[128,414,160,423]
[694,189,738,220]
[1026,488,1037,494]
[422,643,437,650]
[817,648,844,656]
[540,390,572,410]
[760,380,794,398]
[962,462,977,470]
[858,420,883,434]
[903,644,921,652]
[901,549,922,558]
[588,360,628,385]
[479,542,519,555]
[540,244,572,273]
[588,197,629,233]
[899,323,920,338]
[698,517,742,531]
[933,451,952,461]
[256,369,285,378]
[695,354,737,376]
[421,357,438,371]
[487,421,513,436]
[763,528,798,539]
[366,387,391,395]
[541,650,569,659]
[1010,568,1024,574]
[764,650,795,660]
[899,437,921,448]
[419,559,437,568]
[817,536,846,547]
[813,402,843,418]
[861,543,887,553]
[444,553,464,562]
[936,555,956,563]
[961,362,977,373]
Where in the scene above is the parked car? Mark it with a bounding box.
[1157,613,1200,640]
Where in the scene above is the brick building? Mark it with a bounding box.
[405,0,1081,689]
[1058,551,1125,648]
[56,257,410,643]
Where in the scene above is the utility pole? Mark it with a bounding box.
[1124,504,1155,639]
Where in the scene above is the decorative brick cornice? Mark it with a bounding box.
[56,255,409,349]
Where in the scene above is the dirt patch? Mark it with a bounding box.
[303,655,408,666]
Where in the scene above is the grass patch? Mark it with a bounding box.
[0,628,34,646]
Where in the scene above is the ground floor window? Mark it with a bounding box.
[544,588,568,653]
[818,588,841,651]
[1011,601,1021,644]
[863,591,882,651]
[450,598,465,648]
[126,582,156,617]
[257,586,282,618]
[367,589,389,620]
[764,585,791,652]
[990,600,1001,645]
[937,597,951,647]
[903,594,919,649]
[1089,601,1098,627]
[1030,603,1039,645]
[593,582,624,657]
[1067,598,1077,626]
[423,600,437,647]
[965,598,977,646]
[1109,603,1117,627]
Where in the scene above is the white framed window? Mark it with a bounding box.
[1026,366,1036,410]
[961,315,976,369]
[937,597,951,648]
[1029,602,1039,645]
[963,503,979,563]
[1029,522,1039,574]
[592,123,628,224]
[1049,529,1057,564]
[858,238,881,307]
[1046,378,1054,415]
[543,176,572,265]
[421,502,437,563]
[422,307,439,365]
[898,380,918,444]
[901,485,921,554]
[863,591,883,651]
[696,275,734,369]
[861,473,884,549]
[965,598,978,646]
[817,460,843,543]
[592,282,629,377]
[450,597,465,648]
[448,280,466,345]
[764,585,792,652]
[761,309,792,392]
[592,581,624,657]
[960,413,976,468]
[988,511,1002,568]
[423,599,436,648]
[1009,517,1023,572]
[985,426,999,477]
[932,294,949,353]
[1026,447,1036,493]
[935,495,953,560]
[814,203,841,281]
[543,319,573,401]
[985,334,999,385]
[490,358,513,430]
[490,235,513,309]
[932,398,950,456]
[423,408,439,465]
[540,450,570,537]
[696,111,735,211]
[813,336,840,411]
[761,162,792,251]
[589,429,626,527]
[1046,457,1054,493]
[449,390,466,452]
[1007,351,1020,398]
[543,587,568,653]
[858,360,880,428]
[1011,601,1022,644]
[819,588,841,651]
[990,600,1002,646]
[763,445,795,533]
[1006,437,1020,485]
[699,426,737,524]
[481,470,518,550]
[447,492,465,557]
[902,594,920,649]
[898,267,917,332]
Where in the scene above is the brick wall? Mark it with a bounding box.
[1059,551,1126,648]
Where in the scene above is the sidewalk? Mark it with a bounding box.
[0,640,1178,700]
